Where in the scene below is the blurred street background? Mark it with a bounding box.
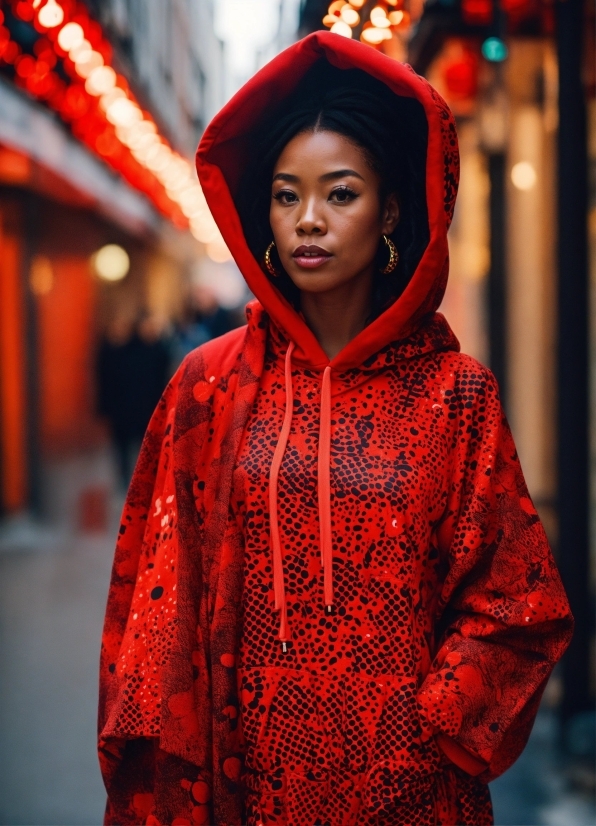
[0,1,594,824]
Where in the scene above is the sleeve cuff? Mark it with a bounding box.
[435,732,488,776]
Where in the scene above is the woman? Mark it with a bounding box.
[98,32,572,826]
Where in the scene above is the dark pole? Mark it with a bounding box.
[487,152,507,409]
[22,192,42,517]
[486,0,508,408]
[555,0,591,721]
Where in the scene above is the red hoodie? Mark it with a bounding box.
[98,32,572,826]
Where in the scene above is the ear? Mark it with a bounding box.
[381,193,400,235]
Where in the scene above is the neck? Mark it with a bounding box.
[300,267,374,360]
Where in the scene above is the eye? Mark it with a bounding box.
[273,189,298,205]
[329,186,358,204]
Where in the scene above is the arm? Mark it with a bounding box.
[98,366,201,825]
[418,370,573,782]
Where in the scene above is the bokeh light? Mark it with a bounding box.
[85,66,117,96]
[57,22,84,51]
[511,161,537,191]
[482,37,508,62]
[340,7,360,25]
[37,0,64,29]
[330,20,352,37]
[322,1,416,47]
[29,255,54,295]
[92,244,130,281]
[370,6,391,26]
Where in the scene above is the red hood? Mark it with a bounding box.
[196,31,459,371]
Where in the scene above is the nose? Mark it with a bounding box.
[295,195,326,236]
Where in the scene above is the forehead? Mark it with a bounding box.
[273,130,373,176]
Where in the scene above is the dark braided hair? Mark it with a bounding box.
[236,60,429,320]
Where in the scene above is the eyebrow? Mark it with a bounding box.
[272,168,365,184]
[320,168,364,182]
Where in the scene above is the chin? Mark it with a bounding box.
[284,261,352,290]
[287,271,349,293]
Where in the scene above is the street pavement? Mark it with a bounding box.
[0,530,111,825]
[0,471,594,826]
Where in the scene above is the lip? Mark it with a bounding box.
[292,244,333,269]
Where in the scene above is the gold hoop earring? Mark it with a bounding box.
[380,235,399,275]
[264,241,280,277]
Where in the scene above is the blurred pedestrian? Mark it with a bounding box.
[171,282,240,370]
[192,282,238,339]
[99,33,573,826]
[96,311,170,491]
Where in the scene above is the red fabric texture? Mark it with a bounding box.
[232,318,500,826]
[98,31,573,825]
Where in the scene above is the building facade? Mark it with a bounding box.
[85,0,224,155]
[0,0,224,524]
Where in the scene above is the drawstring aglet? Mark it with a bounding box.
[282,641,287,653]
[326,604,334,615]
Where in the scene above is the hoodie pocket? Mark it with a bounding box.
[362,762,438,823]
[356,676,442,819]
[354,569,419,676]
[286,769,329,824]
[240,667,335,774]
[240,670,442,824]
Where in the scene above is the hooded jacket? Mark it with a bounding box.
[98,32,572,826]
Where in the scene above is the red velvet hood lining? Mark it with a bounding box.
[196,31,460,372]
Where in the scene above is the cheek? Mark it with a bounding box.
[269,204,291,243]
[336,199,383,254]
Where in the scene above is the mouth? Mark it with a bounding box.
[292,244,333,269]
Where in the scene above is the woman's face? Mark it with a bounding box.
[270,130,399,297]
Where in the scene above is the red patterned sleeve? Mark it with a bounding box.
[98,369,198,825]
[417,368,573,782]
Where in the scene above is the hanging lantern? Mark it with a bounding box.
[461,0,493,25]
[442,48,479,99]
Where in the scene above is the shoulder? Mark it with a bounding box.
[424,351,503,418]
[434,351,499,389]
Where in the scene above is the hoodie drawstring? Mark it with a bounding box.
[269,341,295,649]
[269,343,334,650]
[318,366,333,612]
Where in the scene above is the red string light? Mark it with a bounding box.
[0,0,214,237]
